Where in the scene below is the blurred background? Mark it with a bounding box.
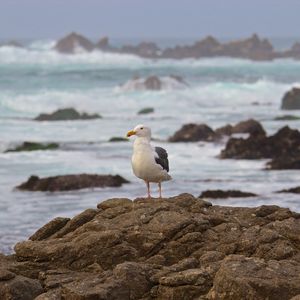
[1,0,300,253]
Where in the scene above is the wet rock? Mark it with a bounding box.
[0,194,299,299]
[220,126,300,160]
[267,155,300,170]
[108,136,129,142]
[35,108,101,121]
[169,123,217,142]
[274,115,300,121]
[277,186,300,194]
[281,87,300,110]
[200,190,257,199]
[215,119,265,136]
[5,142,59,153]
[16,174,129,192]
[54,32,94,53]
[138,107,154,115]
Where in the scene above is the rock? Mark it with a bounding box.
[0,273,43,300]
[29,217,70,241]
[208,255,300,300]
[220,126,300,161]
[281,87,300,110]
[215,119,265,137]
[16,174,129,192]
[5,142,59,153]
[169,123,217,142]
[267,155,300,170]
[108,137,129,142]
[54,32,94,53]
[95,36,111,51]
[200,190,257,199]
[119,75,188,91]
[277,186,300,194]
[34,108,101,121]
[0,194,299,299]
[274,115,300,121]
[138,107,154,115]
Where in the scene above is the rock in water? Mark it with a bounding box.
[0,194,299,299]
[54,32,94,53]
[34,108,101,121]
[138,107,154,115]
[16,174,129,191]
[281,87,300,110]
[200,189,257,198]
[169,123,217,142]
[5,142,59,152]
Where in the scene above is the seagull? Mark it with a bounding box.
[127,124,171,198]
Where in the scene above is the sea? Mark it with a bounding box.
[0,37,300,254]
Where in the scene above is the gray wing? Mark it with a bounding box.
[154,146,169,172]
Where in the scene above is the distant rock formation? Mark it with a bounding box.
[119,75,188,91]
[281,87,300,110]
[34,108,101,121]
[53,32,300,61]
[137,107,154,115]
[5,142,59,152]
[200,189,257,198]
[55,32,94,53]
[17,174,129,191]
[1,194,300,299]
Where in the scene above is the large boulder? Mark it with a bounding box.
[1,194,299,299]
[169,123,217,142]
[281,87,300,110]
[16,174,129,192]
[121,42,160,58]
[54,32,94,53]
[95,36,112,51]
[34,108,101,121]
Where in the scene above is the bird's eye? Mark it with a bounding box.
[140,127,144,130]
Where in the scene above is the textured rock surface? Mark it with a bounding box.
[169,123,217,142]
[35,108,101,121]
[1,193,300,299]
[16,174,129,191]
[281,87,300,110]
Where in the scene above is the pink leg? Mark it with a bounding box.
[146,181,151,198]
[158,182,162,198]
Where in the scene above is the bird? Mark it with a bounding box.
[127,124,171,198]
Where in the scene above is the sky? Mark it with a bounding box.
[0,0,300,39]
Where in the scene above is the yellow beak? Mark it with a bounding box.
[127,130,136,137]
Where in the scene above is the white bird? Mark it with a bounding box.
[127,124,171,198]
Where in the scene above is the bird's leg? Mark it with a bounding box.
[146,181,151,199]
[158,182,162,199]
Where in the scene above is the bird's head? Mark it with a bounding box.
[127,124,151,139]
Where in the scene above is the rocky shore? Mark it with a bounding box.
[52,32,300,61]
[1,193,300,299]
